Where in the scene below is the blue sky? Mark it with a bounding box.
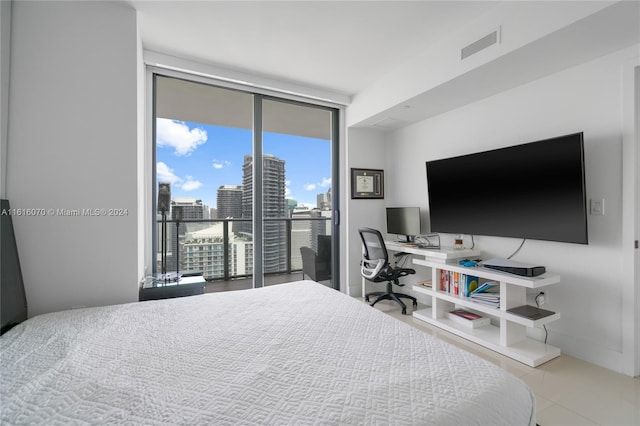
[156,119,331,209]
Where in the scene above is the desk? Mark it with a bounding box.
[139,275,206,301]
[384,241,481,262]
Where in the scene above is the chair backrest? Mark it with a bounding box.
[317,234,331,262]
[358,227,389,281]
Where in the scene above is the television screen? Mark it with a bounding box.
[425,132,588,244]
[386,207,421,242]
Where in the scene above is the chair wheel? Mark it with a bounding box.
[413,301,418,307]
[365,297,370,302]
[402,308,407,315]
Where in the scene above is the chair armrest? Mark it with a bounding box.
[361,258,385,280]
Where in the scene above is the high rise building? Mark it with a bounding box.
[217,185,243,219]
[317,188,331,211]
[181,223,253,280]
[171,197,205,221]
[312,209,332,241]
[291,205,332,272]
[168,197,204,272]
[217,185,244,234]
[290,206,312,270]
[242,154,286,273]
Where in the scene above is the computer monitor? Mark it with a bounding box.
[386,207,421,242]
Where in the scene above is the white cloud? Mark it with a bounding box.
[156,162,181,185]
[212,159,231,169]
[156,118,207,156]
[303,178,330,192]
[182,177,203,191]
[157,163,202,192]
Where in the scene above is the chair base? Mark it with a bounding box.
[365,282,417,315]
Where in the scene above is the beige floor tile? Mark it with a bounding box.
[536,402,598,426]
[362,297,640,426]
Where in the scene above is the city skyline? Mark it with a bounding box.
[156,118,332,209]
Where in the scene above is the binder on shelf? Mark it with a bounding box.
[463,275,479,297]
[447,309,490,328]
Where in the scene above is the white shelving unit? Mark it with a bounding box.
[363,242,481,297]
[410,256,561,367]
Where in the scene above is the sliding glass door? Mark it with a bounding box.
[260,97,336,288]
[152,73,339,290]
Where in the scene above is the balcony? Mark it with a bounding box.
[156,216,332,291]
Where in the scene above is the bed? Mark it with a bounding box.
[1,280,535,425]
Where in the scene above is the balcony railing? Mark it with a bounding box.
[156,217,331,283]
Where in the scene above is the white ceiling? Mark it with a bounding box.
[126,0,499,97]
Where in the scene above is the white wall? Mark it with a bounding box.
[1,0,11,199]
[345,127,387,296]
[377,45,638,373]
[6,1,140,316]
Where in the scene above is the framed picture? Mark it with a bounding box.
[351,168,384,199]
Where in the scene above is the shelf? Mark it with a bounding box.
[413,285,561,327]
[385,238,561,367]
[413,308,560,367]
[413,258,560,288]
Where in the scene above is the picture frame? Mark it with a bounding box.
[351,168,384,199]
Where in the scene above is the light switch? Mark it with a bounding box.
[590,198,605,215]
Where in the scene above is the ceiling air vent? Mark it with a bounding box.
[373,117,402,129]
[461,28,500,60]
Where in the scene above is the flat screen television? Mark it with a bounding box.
[425,132,588,244]
[386,207,421,242]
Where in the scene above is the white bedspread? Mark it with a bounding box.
[1,281,535,425]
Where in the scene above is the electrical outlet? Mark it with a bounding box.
[535,291,546,306]
[590,198,605,215]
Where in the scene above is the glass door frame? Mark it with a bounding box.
[147,67,341,290]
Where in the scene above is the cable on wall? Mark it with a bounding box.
[507,238,526,259]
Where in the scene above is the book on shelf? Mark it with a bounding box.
[437,271,479,297]
[470,281,499,295]
[469,296,500,308]
[470,292,499,299]
[468,280,500,307]
[447,309,490,328]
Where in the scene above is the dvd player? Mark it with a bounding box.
[481,258,546,277]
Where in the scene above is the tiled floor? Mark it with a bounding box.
[365,298,640,426]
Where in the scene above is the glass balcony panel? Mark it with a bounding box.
[157,217,330,289]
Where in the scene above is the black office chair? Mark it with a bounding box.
[358,227,417,314]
